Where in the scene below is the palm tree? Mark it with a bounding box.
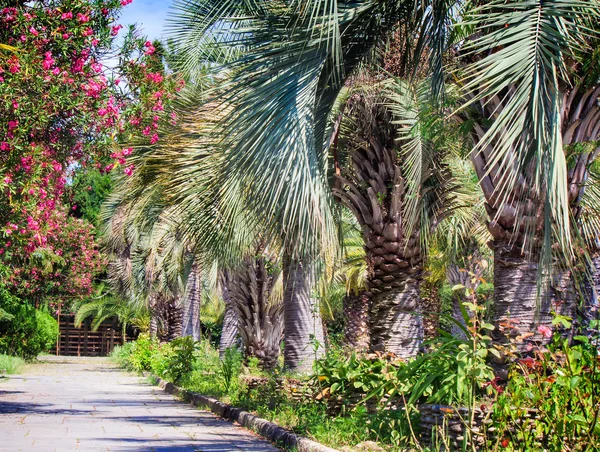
[226,251,284,369]
[165,1,462,360]
[577,162,600,324]
[74,284,149,342]
[332,80,455,357]
[458,1,600,340]
[167,0,600,353]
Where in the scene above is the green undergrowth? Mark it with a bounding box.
[111,335,401,450]
[0,354,25,375]
[112,321,600,451]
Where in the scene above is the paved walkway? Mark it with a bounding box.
[0,356,280,452]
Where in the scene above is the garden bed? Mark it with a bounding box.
[147,374,338,452]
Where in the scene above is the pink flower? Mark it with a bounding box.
[111,24,123,36]
[124,165,135,176]
[8,59,20,74]
[0,142,10,151]
[121,0,133,5]
[122,147,133,156]
[150,133,159,144]
[61,12,73,20]
[144,41,156,55]
[42,52,55,70]
[77,13,90,23]
[82,28,93,37]
[29,26,38,36]
[146,72,163,83]
[537,325,552,339]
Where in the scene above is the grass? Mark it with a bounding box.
[0,354,25,375]
[110,339,403,450]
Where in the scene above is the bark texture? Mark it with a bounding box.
[420,279,441,340]
[149,315,158,338]
[166,298,184,342]
[182,263,201,341]
[492,243,575,345]
[583,253,600,325]
[282,258,324,373]
[342,293,370,352]
[228,257,284,370]
[219,270,240,358]
[369,273,423,358]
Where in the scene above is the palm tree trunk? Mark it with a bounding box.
[420,279,441,340]
[282,258,324,373]
[182,263,201,341]
[492,243,575,344]
[149,315,158,338]
[219,270,239,358]
[368,267,423,359]
[592,254,600,316]
[166,299,183,342]
[229,256,283,370]
[343,292,370,351]
[583,253,600,326]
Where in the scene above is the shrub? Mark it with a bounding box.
[221,346,243,392]
[35,310,59,352]
[490,329,600,451]
[0,288,58,359]
[150,342,175,378]
[111,342,134,368]
[164,337,198,384]
[0,354,25,374]
[126,333,159,372]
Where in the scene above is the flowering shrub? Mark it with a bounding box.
[490,328,600,451]
[2,209,106,305]
[0,0,178,306]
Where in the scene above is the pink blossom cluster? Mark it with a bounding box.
[0,0,179,305]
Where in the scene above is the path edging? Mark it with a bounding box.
[147,374,338,452]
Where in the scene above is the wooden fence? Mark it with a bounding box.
[57,315,128,357]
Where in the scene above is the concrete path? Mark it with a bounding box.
[0,356,280,452]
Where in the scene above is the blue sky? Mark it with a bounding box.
[119,0,174,41]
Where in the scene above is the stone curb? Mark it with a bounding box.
[146,374,339,452]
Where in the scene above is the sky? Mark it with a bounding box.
[118,0,174,41]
